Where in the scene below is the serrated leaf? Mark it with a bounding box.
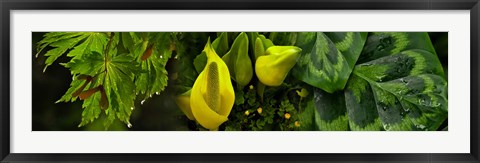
[63,51,104,76]
[100,54,139,127]
[78,92,102,127]
[56,75,88,103]
[292,32,368,93]
[135,33,173,99]
[345,33,447,131]
[38,32,108,71]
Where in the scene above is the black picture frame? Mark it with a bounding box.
[1,0,479,162]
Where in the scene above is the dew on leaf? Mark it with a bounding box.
[376,45,385,51]
[383,124,392,131]
[415,124,426,130]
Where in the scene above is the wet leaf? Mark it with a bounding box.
[292,32,368,93]
[345,32,447,131]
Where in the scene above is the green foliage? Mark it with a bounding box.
[223,85,301,131]
[39,32,173,129]
[37,32,447,131]
[345,32,447,131]
[292,32,368,93]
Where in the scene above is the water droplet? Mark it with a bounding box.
[160,55,163,59]
[418,99,425,105]
[127,123,132,128]
[376,45,385,51]
[383,124,391,131]
[156,92,160,95]
[131,107,134,110]
[149,95,152,98]
[416,124,426,130]
[141,100,145,105]
[431,102,441,107]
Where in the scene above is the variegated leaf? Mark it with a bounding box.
[345,35,447,131]
[292,32,368,93]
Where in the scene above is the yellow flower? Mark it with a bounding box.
[245,110,250,116]
[284,113,291,119]
[255,46,301,86]
[295,121,300,127]
[174,90,195,120]
[189,38,235,130]
[257,107,263,114]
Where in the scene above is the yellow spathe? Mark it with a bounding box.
[174,90,195,121]
[190,38,235,130]
[255,46,301,86]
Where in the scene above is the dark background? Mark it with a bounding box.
[32,32,448,131]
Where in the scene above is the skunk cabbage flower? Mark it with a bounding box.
[255,46,302,86]
[174,90,195,121]
[190,39,235,130]
[222,32,253,87]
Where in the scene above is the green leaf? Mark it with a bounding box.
[79,90,102,127]
[269,32,297,46]
[135,33,173,99]
[62,51,104,76]
[345,32,447,131]
[311,88,349,131]
[292,32,368,93]
[56,51,105,104]
[297,98,316,131]
[193,32,229,73]
[222,32,253,87]
[358,32,437,65]
[100,54,140,128]
[38,32,109,71]
[56,75,89,103]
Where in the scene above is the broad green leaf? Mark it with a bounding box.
[358,32,437,65]
[311,88,349,131]
[292,32,368,93]
[346,37,447,131]
[344,75,383,130]
[297,97,316,131]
